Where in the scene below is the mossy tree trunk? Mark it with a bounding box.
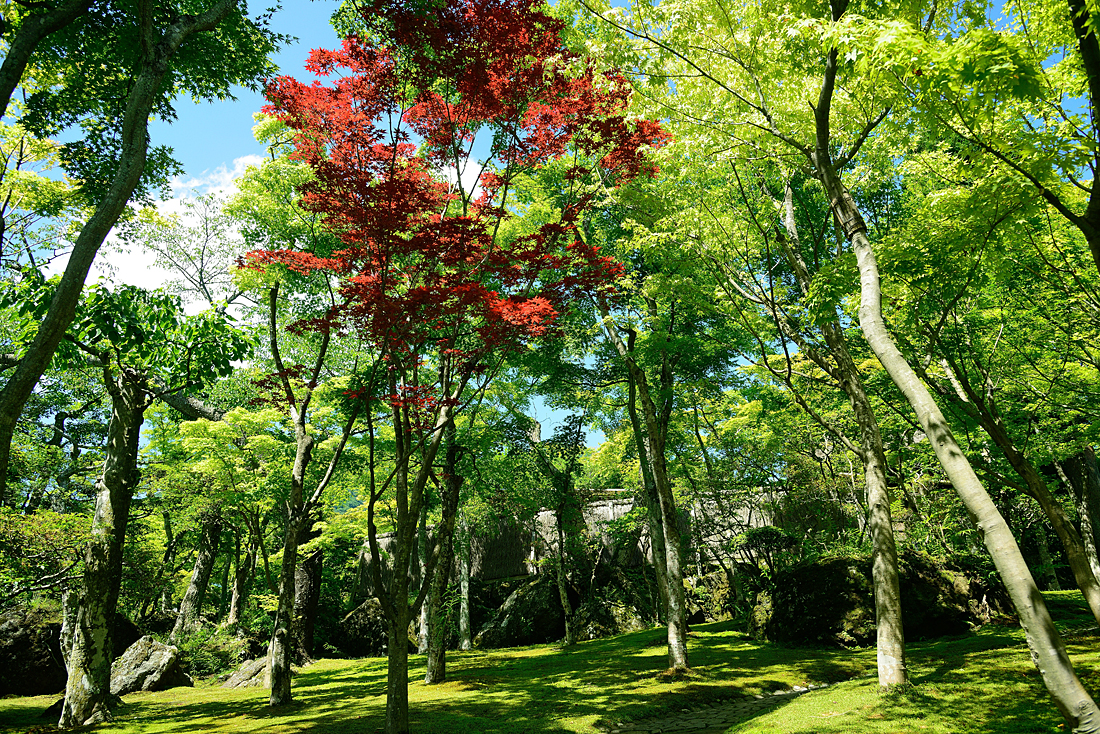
[59,369,145,728]
[169,507,223,643]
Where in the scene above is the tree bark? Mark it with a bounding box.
[227,529,255,629]
[417,508,429,654]
[772,183,908,688]
[294,548,323,660]
[169,508,223,643]
[554,505,576,646]
[59,370,144,728]
[457,519,472,651]
[826,160,1100,731]
[628,375,670,624]
[266,418,312,706]
[0,0,240,503]
[424,544,453,684]
[602,320,688,670]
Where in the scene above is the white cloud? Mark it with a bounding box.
[46,155,264,312]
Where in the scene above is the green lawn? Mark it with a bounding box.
[2,592,1096,734]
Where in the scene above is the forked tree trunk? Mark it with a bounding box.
[773,186,907,688]
[267,417,313,706]
[826,164,1100,730]
[59,371,144,728]
[1059,453,1100,584]
[169,509,223,643]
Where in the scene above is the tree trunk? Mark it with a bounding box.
[628,377,670,624]
[294,548,323,660]
[266,513,301,706]
[424,548,453,684]
[217,548,232,620]
[457,520,472,651]
[555,506,576,647]
[59,371,144,728]
[385,612,411,734]
[169,508,223,643]
[0,0,241,503]
[1034,526,1063,591]
[266,416,313,706]
[829,164,1100,730]
[227,530,253,629]
[417,509,429,654]
[772,182,908,688]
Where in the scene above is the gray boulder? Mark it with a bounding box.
[221,657,267,688]
[0,606,66,696]
[474,575,564,648]
[110,636,193,694]
[334,598,417,658]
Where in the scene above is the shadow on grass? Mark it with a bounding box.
[2,593,1094,734]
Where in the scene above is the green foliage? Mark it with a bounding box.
[174,625,250,679]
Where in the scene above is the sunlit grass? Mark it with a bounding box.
[0,592,1094,734]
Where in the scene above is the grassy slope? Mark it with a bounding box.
[1,592,1096,734]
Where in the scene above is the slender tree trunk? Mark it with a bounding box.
[169,508,223,643]
[267,514,301,705]
[457,520,472,651]
[217,550,232,620]
[424,549,453,684]
[771,181,908,688]
[1034,526,1063,591]
[267,419,313,706]
[828,164,1100,730]
[227,530,253,629]
[59,371,144,728]
[417,509,429,654]
[555,506,576,646]
[628,378,670,623]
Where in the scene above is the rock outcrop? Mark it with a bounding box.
[333,598,417,658]
[474,575,565,648]
[749,551,1012,646]
[0,606,66,696]
[110,636,193,694]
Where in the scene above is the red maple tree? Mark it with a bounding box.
[250,1,666,729]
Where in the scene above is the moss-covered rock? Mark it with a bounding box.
[749,551,1011,646]
[473,575,564,648]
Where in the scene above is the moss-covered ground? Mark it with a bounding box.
[1,591,1096,734]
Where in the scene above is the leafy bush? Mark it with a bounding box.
[175,626,249,679]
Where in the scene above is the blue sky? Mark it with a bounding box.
[147,0,343,182]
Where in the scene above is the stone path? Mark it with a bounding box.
[601,683,829,734]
